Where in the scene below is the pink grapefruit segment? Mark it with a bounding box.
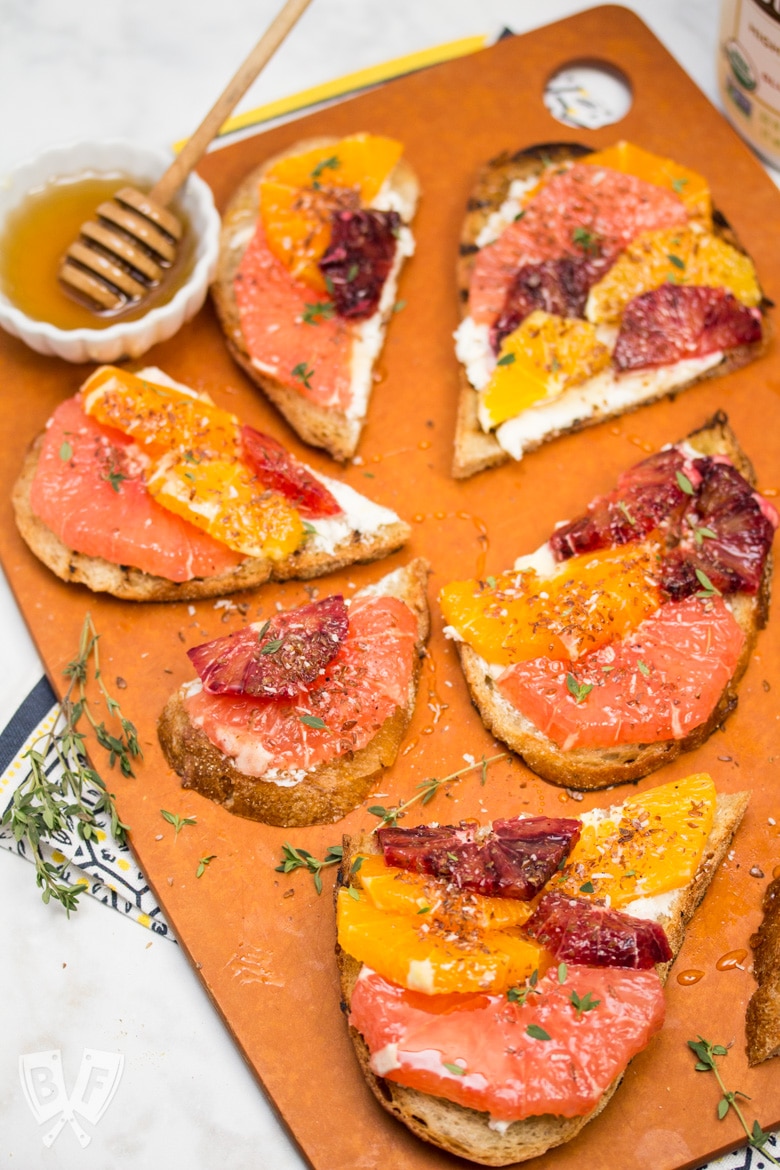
[497,595,744,751]
[469,162,689,324]
[234,221,355,411]
[184,594,418,776]
[349,965,665,1122]
[29,398,242,582]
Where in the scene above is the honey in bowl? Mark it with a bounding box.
[0,170,196,330]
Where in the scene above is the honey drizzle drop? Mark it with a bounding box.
[677,969,705,986]
[455,511,490,578]
[715,949,748,971]
[401,654,449,756]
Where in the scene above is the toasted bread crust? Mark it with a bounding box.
[12,430,411,602]
[746,876,780,1066]
[211,138,419,462]
[336,790,749,1165]
[452,143,771,480]
[453,414,773,790]
[157,559,430,825]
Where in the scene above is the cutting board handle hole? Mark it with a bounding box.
[544,58,633,129]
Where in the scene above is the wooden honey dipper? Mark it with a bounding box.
[59,0,313,314]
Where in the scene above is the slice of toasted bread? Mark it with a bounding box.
[212,136,419,462]
[452,142,770,480]
[158,558,430,826]
[12,382,411,603]
[335,785,749,1165]
[449,413,773,790]
[746,876,780,1067]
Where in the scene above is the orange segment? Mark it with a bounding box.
[258,180,353,292]
[481,311,611,429]
[259,134,403,290]
[337,888,543,995]
[557,773,716,908]
[265,134,403,205]
[586,226,763,324]
[440,545,661,666]
[81,366,238,458]
[146,453,304,561]
[356,854,535,931]
[582,141,711,225]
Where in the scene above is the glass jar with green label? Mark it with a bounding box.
[718,0,780,170]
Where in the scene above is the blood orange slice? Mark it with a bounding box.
[349,965,665,1122]
[319,208,400,319]
[661,459,778,598]
[613,284,762,370]
[497,595,745,750]
[239,426,342,518]
[29,397,242,582]
[184,593,418,776]
[549,446,692,560]
[377,816,582,901]
[524,892,673,968]
[187,596,349,698]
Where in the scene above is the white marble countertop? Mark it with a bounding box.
[0,3,777,1168]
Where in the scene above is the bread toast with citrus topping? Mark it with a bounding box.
[158,558,430,826]
[444,414,775,790]
[12,366,411,602]
[453,141,771,479]
[212,134,419,462]
[335,782,750,1165]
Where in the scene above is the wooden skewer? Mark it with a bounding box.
[58,0,314,314]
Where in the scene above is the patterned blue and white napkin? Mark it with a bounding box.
[0,675,173,939]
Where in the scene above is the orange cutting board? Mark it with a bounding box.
[1,7,779,1168]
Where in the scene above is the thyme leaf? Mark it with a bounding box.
[196,854,217,878]
[694,567,721,598]
[566,674,593,704]
[292,362,315,389]
[302,300,335,325]
[161,809,197,836]
[570,989,601,1017]
[676,469,696,496]
[299,713,327,730]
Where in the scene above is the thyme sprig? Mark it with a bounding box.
[367,753,508,831]
[1,614,139,914]
[275,842,343,894]
[688,1037,779,1164]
